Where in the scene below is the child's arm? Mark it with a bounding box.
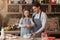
[18,18,26,27]
[30,18,35,27]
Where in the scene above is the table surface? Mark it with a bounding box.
[0,34,60,40]
[0,37,60,40]
[0,31,60,40]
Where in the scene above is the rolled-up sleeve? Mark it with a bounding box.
[36,13,47,33]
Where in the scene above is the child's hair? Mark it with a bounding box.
[22,8,30,18]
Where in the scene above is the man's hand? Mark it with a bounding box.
[31,32,36,37]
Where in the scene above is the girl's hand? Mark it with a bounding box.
[26,24,31,28]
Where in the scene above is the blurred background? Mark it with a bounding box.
[0,0,60,38]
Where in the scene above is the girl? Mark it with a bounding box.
[19,9,34,37]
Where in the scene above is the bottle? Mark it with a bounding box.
[41,32,48,40]
[22,0,26,4]
[29,0,33,4]
[25,0,30,4]
[1,27,5,40]
[9,0,11,4]
[50,0,55,4]
[39,0,43,4]
[11,0,14,4]
[56,0,59,4]
[13,0,19,4]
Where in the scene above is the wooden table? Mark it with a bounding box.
[0,34,60,40]
[0,31,60,40]
[0,37,60,40]
[2,38,60,40]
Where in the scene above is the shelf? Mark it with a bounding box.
[7,4,22,14]
[46,31,60,34]
[50,4,60,5]
[7,4,21,5]
[7,13,21,15]
[7,12,60,14]
[7,4,51,6]
[0,31,20,34]
[7,12,22,14]
[22,4,50,6]
[50,12,60,14]
[7,3,60,14]
[7,4,60,5]
[41,4,50,5]
[22,4,32,5]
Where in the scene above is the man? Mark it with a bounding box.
[31,2,47,37]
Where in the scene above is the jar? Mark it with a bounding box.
[41,32,48,40]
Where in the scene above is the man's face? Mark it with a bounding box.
[32,6,40,13]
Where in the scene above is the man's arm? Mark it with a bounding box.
[35,13,47,34]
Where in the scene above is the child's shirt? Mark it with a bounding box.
[19,18,34,37]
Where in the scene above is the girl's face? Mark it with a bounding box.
[24,10,30,17]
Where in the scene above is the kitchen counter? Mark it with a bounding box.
[0,34,60,40]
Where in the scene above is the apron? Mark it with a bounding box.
[32,12,42,37]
